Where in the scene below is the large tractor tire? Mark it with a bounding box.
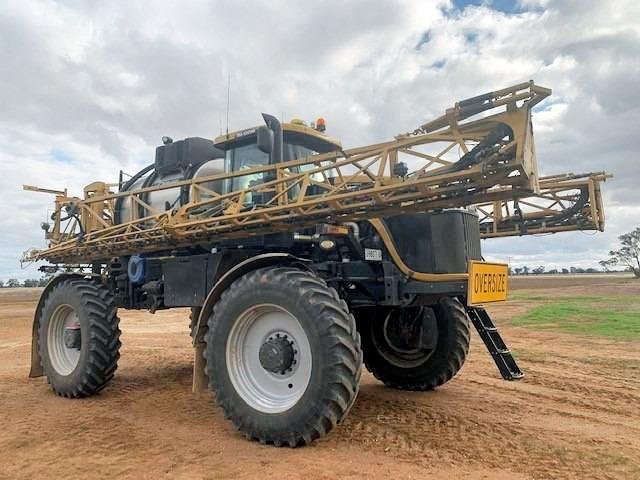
[357,297,470,391]
[204,267,362,446]
[38,278,121,397]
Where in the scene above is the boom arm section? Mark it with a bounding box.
[26,82,552,264]
[476,172,609,238]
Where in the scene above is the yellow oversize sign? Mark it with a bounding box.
[467,261,508,306]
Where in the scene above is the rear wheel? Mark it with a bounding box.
[38,278,121,397]
[204,267,362,446]
[357,297,470,390]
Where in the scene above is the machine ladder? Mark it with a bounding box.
[467,307,524,380]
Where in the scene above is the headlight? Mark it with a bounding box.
[319,239,336,250]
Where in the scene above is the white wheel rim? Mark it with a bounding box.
[226,304,312,414]
[47,304,81,376]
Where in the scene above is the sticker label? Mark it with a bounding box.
[364,248,383,261]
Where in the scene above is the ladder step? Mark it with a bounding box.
[492,348,511,355]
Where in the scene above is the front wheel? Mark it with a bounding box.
[204,267,362,446]
[357,297,470,391]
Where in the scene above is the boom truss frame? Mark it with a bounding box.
[24,81,602,265]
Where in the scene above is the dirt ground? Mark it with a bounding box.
[1,276,639,479]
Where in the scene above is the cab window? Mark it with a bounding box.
[225,143,270,192]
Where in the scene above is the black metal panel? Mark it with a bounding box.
[430,213,468,273]
[384,213,435,272]
[400,280,467,295]
[463,211,482,261]
[144,257,163,282]
[162,251,253,307]
[217,233,295,251]
[383,210,481,274]
[155,137,223,175]
[163,255,209,307]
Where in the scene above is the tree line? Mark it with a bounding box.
[0,278,50,288]
[510,266,621,276]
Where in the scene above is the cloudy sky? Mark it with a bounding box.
[1,0,639,280]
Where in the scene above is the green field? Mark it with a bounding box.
[510,294,640,340]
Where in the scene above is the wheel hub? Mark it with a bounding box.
[371,307,437,368]
[63,324,82,350]
[259,335,295,374]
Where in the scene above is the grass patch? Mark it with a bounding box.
[509,292,630,302]
[511,297,640,340]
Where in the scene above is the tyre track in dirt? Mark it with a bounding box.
[337,369,639,480]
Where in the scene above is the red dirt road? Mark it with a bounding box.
[1,276,639,479]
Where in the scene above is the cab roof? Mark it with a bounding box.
[214,121,342,153]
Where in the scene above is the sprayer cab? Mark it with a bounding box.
[214,115,341,165]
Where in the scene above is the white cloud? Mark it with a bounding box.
[0,0,638,279]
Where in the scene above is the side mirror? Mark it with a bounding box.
[256,126,274,154]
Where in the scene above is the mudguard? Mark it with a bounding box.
[192,253,311,347]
